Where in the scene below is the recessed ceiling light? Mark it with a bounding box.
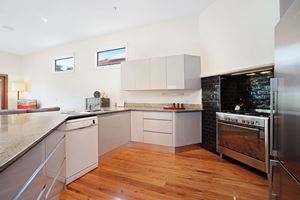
[41,17,48,23]
[1,25,15,31]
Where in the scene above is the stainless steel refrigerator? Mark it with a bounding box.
[269,1,300,199]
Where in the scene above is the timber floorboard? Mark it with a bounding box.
[60,148,268,200]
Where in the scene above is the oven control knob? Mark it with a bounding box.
[242,120,245,123]
[246,120,250,124]
[251,121,255,125]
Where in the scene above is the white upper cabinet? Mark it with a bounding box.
[121,61,135,90]
[121,54,201,90]
[150,57,167,89]
[166,55,185,89]
[135,59,150,90]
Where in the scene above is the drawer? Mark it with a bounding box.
[144,119,173,134]
[13,138,65,200]
[45,129,65,157]
[144,131,173,146]
[45,160,66,200]
[0,142,44,200]
[143,111,173,120]
[15,166,49,200]
[45,137,65,179]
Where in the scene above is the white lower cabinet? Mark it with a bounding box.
[131,111,144,142]
[98,112,131,156]
[130,111,201,148]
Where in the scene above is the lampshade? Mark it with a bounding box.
[11,82,26,92]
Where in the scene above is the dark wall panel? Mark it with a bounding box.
[201,76,221,153]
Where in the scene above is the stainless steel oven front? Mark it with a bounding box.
[216,112,269,173]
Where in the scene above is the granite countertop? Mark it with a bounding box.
[0,112,68,172]
[0,106,202,172]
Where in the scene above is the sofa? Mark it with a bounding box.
[0,107,60,115]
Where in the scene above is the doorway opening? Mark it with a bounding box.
[0,74,8,109]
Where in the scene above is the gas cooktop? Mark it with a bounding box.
[222,110,270,117]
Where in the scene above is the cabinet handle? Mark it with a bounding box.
[270,78,278,157]
[269,160,279,200]
[45,159,66,199]
[36,184,47,200]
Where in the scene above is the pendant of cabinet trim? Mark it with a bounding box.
[121,55,201,90]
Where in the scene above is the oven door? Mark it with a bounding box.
[217,121,266,161]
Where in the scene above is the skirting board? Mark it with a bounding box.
[129,142,201,154]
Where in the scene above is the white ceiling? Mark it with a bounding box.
[0,0,215,55]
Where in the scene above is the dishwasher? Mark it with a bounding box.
[64,116,98,184]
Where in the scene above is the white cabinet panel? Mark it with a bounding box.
[166,55,185,89]
[98,112,131,155]
[121,61,135,90]
[174,112,201,147]
[150,57,167,89]
[144,119,173,134]
[144,131,173,146]
[135,59,150,90]
[131,111,144,142]
[143,111,173,120]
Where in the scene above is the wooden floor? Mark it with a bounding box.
[60,148,268,200]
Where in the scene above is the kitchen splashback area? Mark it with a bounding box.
[221,67,274,112]
[201,66,274,153]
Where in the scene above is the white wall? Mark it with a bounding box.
[199,0,280,76]
[21,16,202,110]
[0,51,22,109]
[21,0,280,110]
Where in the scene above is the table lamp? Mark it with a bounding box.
[11,82,26,100]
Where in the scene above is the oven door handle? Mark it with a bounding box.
[217,121,260,132]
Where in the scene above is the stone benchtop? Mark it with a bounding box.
[0,106,202,172]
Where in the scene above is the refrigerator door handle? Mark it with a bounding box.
[269,160,280,200]
[270,78,278,157]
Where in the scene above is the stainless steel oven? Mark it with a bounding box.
[216,112,269,173]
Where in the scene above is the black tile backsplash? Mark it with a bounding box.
[221,70,274,111]
[201,76,221,153]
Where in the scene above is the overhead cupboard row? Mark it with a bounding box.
[121,54,201,90]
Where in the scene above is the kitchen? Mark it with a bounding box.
[0,0,299,200]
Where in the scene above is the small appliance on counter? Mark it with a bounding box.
[86,91,110,111]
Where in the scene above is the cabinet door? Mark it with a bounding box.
[131,111,144,142]
[166,55,185,89]
[121,61,135,90]
[135,59,150,90]
[150,57,167,89]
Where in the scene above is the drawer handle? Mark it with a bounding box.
[36,184,47,200]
